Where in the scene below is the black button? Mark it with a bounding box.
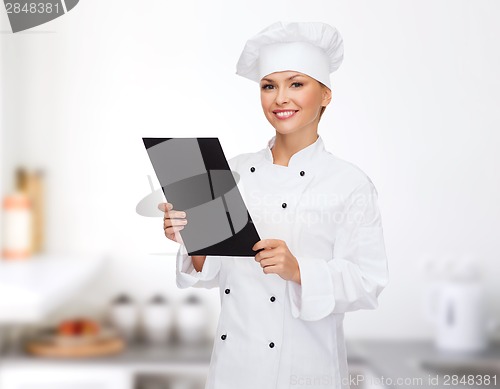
[225,288,230,294]
[269,342,275,348]
[270,296,276,302]
[221,334,227,340]
[282,203,287,208]
[250,167,255,172]
[300,170,305,176]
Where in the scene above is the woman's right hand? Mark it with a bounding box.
[158,202,187,244]
[158,202,206,271]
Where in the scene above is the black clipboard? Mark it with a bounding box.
[143,138,261,257]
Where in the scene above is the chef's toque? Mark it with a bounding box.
[235,21,344,89]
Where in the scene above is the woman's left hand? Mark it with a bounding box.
[252,239,301,284]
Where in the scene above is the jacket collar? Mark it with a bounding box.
[263,134,325,169]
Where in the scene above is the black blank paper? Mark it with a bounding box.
[143,137,261,257]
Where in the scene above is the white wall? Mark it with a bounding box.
[1,0,499,340]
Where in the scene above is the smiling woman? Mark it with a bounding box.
[259,72,332,138]
[163,21,389,389]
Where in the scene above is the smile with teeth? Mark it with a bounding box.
[274,110,298,119]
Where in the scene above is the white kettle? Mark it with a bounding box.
[425,261,495,353]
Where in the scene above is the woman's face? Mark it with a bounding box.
[260,71,331,136]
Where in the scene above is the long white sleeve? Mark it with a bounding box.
[288,180,389,321]
[175,243,222,289]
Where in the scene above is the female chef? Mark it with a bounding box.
[159,21,389,389]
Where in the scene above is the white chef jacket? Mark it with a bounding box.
[176,134,389,389]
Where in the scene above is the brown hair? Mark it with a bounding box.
[318,81,329,123]
[318,105,327,122]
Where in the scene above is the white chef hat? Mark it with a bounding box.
[236,21,344,89]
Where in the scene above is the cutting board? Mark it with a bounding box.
[26,336,125,358]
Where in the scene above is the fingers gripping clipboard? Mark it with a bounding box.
[143,138,261,257]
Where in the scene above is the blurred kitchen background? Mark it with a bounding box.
[1,0,500,388]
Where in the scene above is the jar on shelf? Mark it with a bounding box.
[175,294,208,345]
[2,192,32,260]
[23,169,45,254]
[141,294,174,345]
[109,294,138,342]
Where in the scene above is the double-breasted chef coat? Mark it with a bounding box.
[176,134,389,389]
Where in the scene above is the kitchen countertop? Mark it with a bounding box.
[0,339,214,374]
[347,339,500,389]
[1,338,499,387]
[0,255,104,323]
